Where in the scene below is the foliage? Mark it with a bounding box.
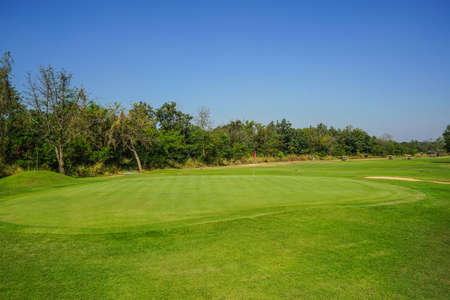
[26,66,87,174]
[444,125,450,152]
[108,102,156,173]
[0,52,447,177]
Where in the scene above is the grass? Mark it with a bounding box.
[0,158,449,299]
[0,170,77,196]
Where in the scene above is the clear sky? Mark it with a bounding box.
[2,0,449,141]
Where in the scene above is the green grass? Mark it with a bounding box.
[0,158,449,299]
[0,170,77,197]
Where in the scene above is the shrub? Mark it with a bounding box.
[183,158,206,168]
[0,163,22,178]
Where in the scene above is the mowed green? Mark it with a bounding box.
[0,175,421,233]
[0,158,449,299]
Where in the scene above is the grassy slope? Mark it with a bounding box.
[0,158,449,299]
[0,171,77,196]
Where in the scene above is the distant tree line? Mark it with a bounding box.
[1,52,449,177]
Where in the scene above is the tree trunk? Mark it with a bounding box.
[54,145,65,174]
[131,149,143,173]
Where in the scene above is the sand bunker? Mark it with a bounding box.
[365,176,422,182]
[365,176,450,184]
[431,180,450,185]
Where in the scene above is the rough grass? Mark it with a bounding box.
[0,158,449,299]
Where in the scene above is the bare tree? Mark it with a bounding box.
[380,133,393,142]
[195,106,212,131]
[27,66,86,174]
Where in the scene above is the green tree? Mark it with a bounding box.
[0,52,23,167]
[194,107,213,159]
[83,102,120,165]
[156,101,192,134]
[108,102,156,173]
[443,125,450,153]
[276,119,295,153]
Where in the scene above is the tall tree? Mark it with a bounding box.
[195,106,212,130]
[276,119,294,153]
[108,102,156,173]
[156,101,192,134]
[443,125,450,153]
[0,52,13,115]
[26,66,86,174]
[0,52,22,164]
[0,52,12,163]
[193,107,213,158]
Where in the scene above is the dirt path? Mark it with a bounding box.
[365,176,450,185]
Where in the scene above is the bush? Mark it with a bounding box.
[72,162,106,177]
[183,158,206,168]
[0,163,23,178]
[0,161,6,178]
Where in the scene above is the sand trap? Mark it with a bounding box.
[365,176,422,182]
[365,176,450,184]
[431,180,450,185]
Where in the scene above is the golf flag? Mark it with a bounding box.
[254,151,256,160]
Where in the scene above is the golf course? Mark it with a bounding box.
[0,158,449,299]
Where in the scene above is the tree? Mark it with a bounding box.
[443,125,450,153]
[26,66,86,174]
[193,107,213,159]
[0,52,23,165]
[0,52,13,164]
[108,102,156,173]
[276,119,294,153]
[156,101,193,134]
[84,102,120,164]
[195,106,212,130]
[0,52,13,113]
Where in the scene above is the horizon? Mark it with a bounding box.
[2,0,449,141]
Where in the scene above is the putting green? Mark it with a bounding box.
[0,175,422,233]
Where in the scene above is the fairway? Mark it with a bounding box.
[0,158,449,299]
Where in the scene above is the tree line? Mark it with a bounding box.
[1,52,449,177]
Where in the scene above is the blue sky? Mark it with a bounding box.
[2,0,449,141]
